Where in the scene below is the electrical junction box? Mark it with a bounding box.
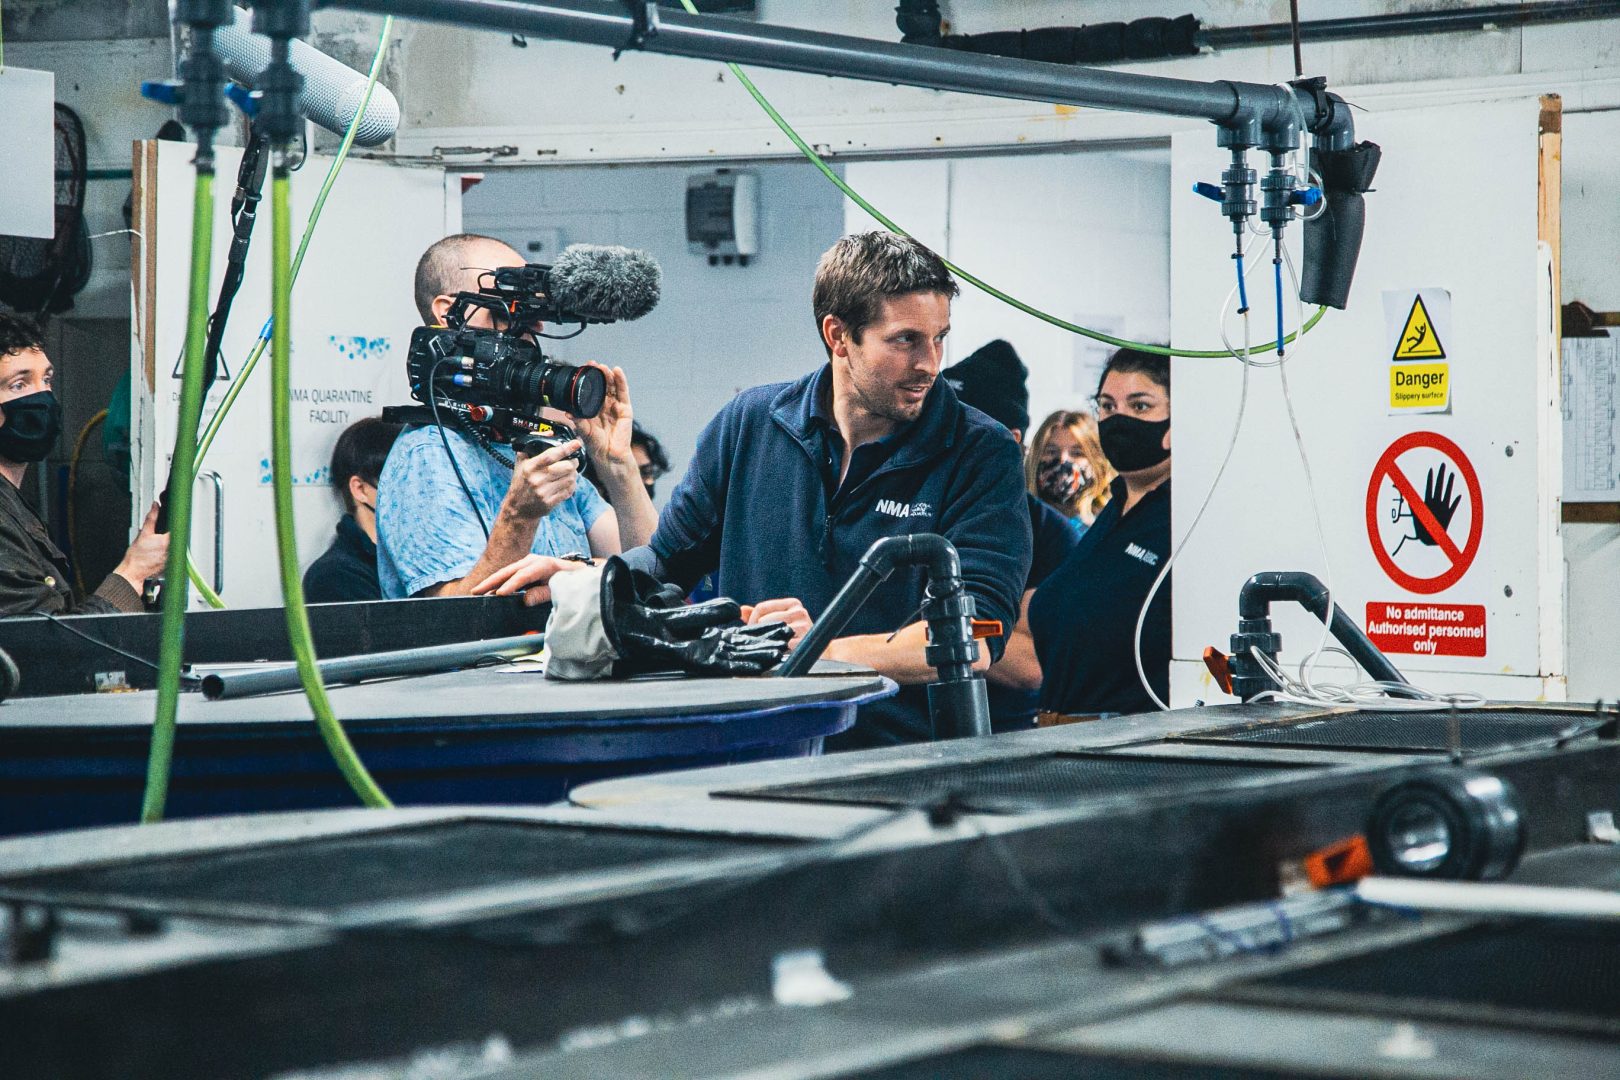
[686,170,758,265]
[523,227,564,261]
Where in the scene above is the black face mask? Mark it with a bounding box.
[1036,457,1081,505]
[0,391,62,464]
[1098,413,1170,473]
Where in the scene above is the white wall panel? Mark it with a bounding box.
[1169,98,1559,703]
[845,150,1171,432]
[136,142,457,610]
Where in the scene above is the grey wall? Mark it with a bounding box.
[462,160,847,504]
[845,151,1171,435]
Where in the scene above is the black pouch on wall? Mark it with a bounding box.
[1302,141,1382,310]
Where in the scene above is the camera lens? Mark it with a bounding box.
[560,362,605,414]
[1381,799,1453,874]
[1367,769,1525,881]
[545,363,606,418]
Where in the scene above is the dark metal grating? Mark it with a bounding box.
[1245,919,1620,1036]
[0,927,773,1080]
[0,820,790,914]
[1175,709,1607,754]
[719,753,1326,814]
[839,1046,1328,1079]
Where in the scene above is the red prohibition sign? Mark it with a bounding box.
[1364,431,1483,595]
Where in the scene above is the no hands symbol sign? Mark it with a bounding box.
[1364,431,1483,595]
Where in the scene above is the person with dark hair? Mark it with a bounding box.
[941,339,1080,731]
[585,420,670,503]
[629,423,670,500]
[486,231,1031,746]
[0,313,167,616]
[304,416,404,602]
[1029,347,1172,717]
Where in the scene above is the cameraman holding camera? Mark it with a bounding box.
[375,234,657,600]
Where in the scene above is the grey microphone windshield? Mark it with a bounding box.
[214,6,400,146]
[548,245,663,323]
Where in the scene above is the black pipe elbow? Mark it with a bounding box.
[859,533,962,583]
[1239,571,1331,621]
[1230,570,1409,696]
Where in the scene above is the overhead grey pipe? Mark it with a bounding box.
[313,0,1349,145]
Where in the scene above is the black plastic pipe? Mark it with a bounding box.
[201,633,543,699]
[1205,1,1620,50]
[777,534,958,679]
[1234,571,1408,693]
[775,534,989,741]
[899,3,1620,64]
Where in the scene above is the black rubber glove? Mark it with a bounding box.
[600,557,793,676]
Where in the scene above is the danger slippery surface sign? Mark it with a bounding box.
[1385,288,1452,415]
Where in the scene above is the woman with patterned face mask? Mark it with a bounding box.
[1026,410,1114,532]
[0,313,168,616]
[1028,348,1172,719]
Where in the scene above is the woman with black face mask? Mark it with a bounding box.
[0,314,167,616]
[1027,347,1171,718]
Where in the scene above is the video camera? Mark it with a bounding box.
[400,244,662,463]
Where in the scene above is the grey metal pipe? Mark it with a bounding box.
[1236,571,1409,691]
[316,0,1328,136]
[201,633,544,699]
[776,533,961,679]
[773,565,887,680]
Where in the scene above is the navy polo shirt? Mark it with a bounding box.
[986,493,1082,731]
[1029,477,1170,716]
[633,363,1031,747]
[303,514,382,603]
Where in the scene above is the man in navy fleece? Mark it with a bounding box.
[482,232,1030,746]
[650,232,1029,746]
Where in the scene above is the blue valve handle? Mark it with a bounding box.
[140,80,182,105]
[1199,180,1320,207]
[141,80,259,117]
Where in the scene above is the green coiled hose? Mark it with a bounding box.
[672,0,1324,358]
[269,167,391,808]
[185,15,396,608]
[143,18,396,819]
[142,170,215,824]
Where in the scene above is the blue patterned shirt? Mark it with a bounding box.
[376,425,608,598]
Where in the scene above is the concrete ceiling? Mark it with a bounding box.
[0,0,169,42]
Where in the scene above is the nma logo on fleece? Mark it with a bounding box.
[875,499,932,519]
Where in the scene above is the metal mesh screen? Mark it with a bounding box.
[1248,919,1620,1034]
[840,1046,1322,1079]
[2,821,789,914]
[719,753,1324,814]
[1176,709,1606,753]
[1,928,769,1080]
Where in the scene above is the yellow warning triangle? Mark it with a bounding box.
[1393,294,1446,360]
